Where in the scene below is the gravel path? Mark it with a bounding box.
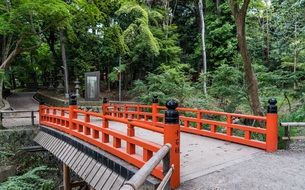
[179,149,305,190]
[2,92,39,128]
[7,92,38,110]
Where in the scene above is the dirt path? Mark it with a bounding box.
[179,149,305,190]
[7,92,38,110]
[3,92,39,128]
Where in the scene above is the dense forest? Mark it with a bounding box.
[0,0,305,118]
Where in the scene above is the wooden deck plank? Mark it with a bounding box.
[71,152,86,171]
[75,154,89,174]
[83,159,98,180]
[63,146,74,163]
[79,157,93,178]
[110,176,125,190]
[90,165,108,188]
[49,137,61,154]
[65,147,78,165]
[67,150,81,166]
[43,135,54,151]
[58,142,70,161]
[54,140,67,157]
[101,172,119,190]
[86,162,102,184]
[61,144,72,162]
[94,168,113,190]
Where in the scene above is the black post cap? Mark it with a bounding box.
[152,96,158,103]
[267,98,277,113]
[103,97,108,104]
[165,100,179,124]
[69,94,77,105]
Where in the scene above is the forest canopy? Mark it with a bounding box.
[0,0,305,116]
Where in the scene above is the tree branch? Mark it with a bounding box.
[0,39,22,69]
[240,0,250,18]
[228,0,239,19]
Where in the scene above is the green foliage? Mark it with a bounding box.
[0,166,56,190]
[208,64,246,112]
[130,64,194,104]
[116,4,160,56]
[109,63,126,82]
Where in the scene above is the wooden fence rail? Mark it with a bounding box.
[0,110,39,126]
[280,122,305,141]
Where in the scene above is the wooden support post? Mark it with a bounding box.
[63,163,71,190]
[31,111,34,125]
[266,98,278,152]
[164,100,180,189]
[0,112,2,123]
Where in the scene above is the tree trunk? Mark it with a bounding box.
[60,30,69,97]
[229,0,263,116]
[198,0,207,95]
[293,22,297,90]
[236,16,263,116]
[0,39,22,69]
[0,70,4,107]
[216,0,221,13]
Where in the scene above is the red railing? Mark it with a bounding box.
[39,105,166,179]
[104,101,278,152]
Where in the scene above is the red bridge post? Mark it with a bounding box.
[102,97,108,115]
[164,100,180,189]
[266,98,278,152]
[102,97,110,143]
[39,102,44,125]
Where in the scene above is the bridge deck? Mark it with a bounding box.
[107,121,263,182]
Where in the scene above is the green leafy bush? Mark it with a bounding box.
[130,64,194,105]
[0,166,56,190]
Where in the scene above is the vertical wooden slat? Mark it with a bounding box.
[196,111,201,130]
[143,149,153,161]
[102,118,109,143]
[113,137,121,148]
[127,123,135,154]
[226,115,232,136]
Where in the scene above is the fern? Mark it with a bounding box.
[0,166,56,190]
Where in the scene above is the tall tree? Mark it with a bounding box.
[0,0,70,103]
[198,0,207,95]
[228,0,263,115]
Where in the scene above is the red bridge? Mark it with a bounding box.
[36,96,278,190]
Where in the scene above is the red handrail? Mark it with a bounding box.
[104,102,278,152]
[39,105,165,179]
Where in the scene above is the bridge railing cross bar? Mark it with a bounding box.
[104,97,279,152]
